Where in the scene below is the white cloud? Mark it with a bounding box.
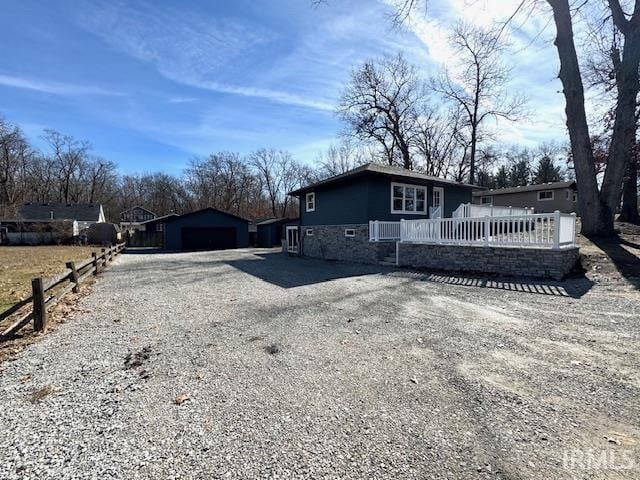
[0,73,123,97]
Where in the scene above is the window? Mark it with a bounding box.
[306,192,315,212]
[345,228,355,237]
[305,228,313,236]
[156,223,164,232]
[572,193,577,202]
[565,190,570,200]
[391,183,427,214]
[538,190,554,201]
[481,196,492,205]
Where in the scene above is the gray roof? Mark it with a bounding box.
[472,181,576,197]
[18,203,102,221]
[289,163,478,196]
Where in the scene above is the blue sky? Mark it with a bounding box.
[0,0,567,174]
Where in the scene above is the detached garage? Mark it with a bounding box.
[163,208,249,251]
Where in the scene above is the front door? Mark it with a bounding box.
[431,187,444,218]
[286,226,299,254]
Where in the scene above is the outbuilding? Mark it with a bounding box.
[163,208,249,251]
[256,217,299,248]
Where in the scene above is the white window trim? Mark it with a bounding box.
[305,228,313,236]
[345,228,356,237]
[390,182,428,215]
[305,192,315,212]
[537,190,554,201]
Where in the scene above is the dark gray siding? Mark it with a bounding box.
[298,174,472,225]
[300,177,369,226]
[164,210,249,250]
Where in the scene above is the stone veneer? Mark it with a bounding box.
[300,224,395,264]
[397,243,580,280]
[297,224,580,280]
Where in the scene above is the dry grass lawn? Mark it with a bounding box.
[0,246,95,312]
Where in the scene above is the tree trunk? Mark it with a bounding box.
[602,26,640,222]
[619,157,640,223]
[548,0,613,235]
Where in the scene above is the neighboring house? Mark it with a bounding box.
[472,181,578,214]
[120,206,157,229]
[163,208,249,251]
[0,219,78,245]
[126,213,179,248]
[17,203,105,232]
[287,163,477,263]
[257,217,299,248]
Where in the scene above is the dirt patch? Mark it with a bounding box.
[578,221,640,287]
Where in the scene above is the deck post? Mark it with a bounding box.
[66,261,80,293]
[374,220,379,242]
[484,216,490,246]
[552,210,561,250]
[32,277,47,332]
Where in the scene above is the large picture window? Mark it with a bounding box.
[391,183,427,214]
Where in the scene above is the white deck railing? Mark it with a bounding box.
[400,211,576,249]
[369,221,401,241]
[452,203,534,218]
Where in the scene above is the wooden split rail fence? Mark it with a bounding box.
[0,242,126,339]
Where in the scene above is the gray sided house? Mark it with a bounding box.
[288,163,476,263]
[163,208,249,251]
[120,206,157,228]
[473,181,578,214]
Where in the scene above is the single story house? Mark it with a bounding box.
[257,217,299,248]
[120,206,157,229]
[472,181,578,213]
[17,202,105,232]
[163,208,249,251]
[287,163,477,264]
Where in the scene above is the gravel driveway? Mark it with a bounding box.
[1,248,639,479]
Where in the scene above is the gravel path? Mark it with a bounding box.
[1,248,639,479]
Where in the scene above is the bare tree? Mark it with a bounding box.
[339,53,421,169]
[433,22,526,185]
[546,0,640,234]
[0,118,33,215]
[316,139,368,178]
[414,105,465,177]
[251,149,301,217]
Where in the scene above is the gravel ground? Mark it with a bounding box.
[0,248,638,479]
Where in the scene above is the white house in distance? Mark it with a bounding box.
[17,202,106,232]
[0,202,106,245]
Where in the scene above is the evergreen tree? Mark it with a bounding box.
[494,165,509,188]
[533,156,563,184]
[508,160,531,187]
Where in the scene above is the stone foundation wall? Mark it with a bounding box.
[397,243,580,280]
[301,224,395,264]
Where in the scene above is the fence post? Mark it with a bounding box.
[552,210,561,250]
[32,277,47,332]
[66,261,80,293]
[92,252,101,275]
[400,219,405,242]
[509,206,513,216]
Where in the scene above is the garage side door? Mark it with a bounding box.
[181,227,237,251]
